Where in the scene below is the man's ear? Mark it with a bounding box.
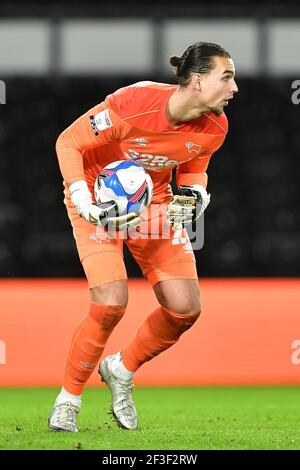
[192,73,203,91]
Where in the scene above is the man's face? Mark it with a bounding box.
[195,56,238,116]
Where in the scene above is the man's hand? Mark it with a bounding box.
[166,184,211,228]
[106,212,141,231]
[166,194,196,228]
[69,180,141,230]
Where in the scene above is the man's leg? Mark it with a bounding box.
[122,279,201,372]
[62,279,128,396]
[99,227,200,430]
[99,279,201,430]
[121,229,200,372]
[49,250,128,432]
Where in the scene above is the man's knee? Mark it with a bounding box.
[88,302,126,332]
[160,303,201,335]
[154,279,201,317]
[171,302,201,317]
[159,297,201,317]
[91,280,128,307]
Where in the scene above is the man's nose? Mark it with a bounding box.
[232,80,238,93]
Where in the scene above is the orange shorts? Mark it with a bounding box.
[65,191,197,288]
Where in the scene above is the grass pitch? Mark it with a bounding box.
[0,387,299,450]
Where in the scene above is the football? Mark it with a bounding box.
[94,160,153,216]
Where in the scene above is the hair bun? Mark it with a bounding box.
[170,56,181,67]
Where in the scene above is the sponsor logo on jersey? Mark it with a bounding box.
[186,142,202,153]
[95,109,113,131]
[89,115,99,136]
[124,149,178,169]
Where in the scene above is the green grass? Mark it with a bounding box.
[0,387,299,450]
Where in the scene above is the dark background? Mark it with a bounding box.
[0,1,299,278]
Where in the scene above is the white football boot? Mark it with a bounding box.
[99,353,138,430]
[48,402,80,432]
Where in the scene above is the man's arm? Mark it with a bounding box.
[56,102,139,229]
[56,101,130,187]
[176,153,212,189]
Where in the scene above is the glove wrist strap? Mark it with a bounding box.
[69,179,90,195]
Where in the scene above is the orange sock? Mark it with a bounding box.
[122,306,200,372]
[63,303,125,395]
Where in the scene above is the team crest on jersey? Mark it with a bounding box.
[186,142,202,153]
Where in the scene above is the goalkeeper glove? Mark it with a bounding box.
[166,184,211,228]
[69,180,141,230]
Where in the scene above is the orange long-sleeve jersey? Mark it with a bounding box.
[56,81,228,203]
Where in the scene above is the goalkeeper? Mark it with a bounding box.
[48,41,238,432]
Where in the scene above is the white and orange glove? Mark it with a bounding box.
[69,180,141,230]
[166,184,211,229]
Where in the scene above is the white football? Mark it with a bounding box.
[94,160,153,215]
